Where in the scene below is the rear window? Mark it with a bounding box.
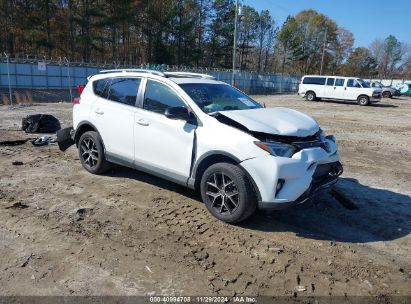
[302,77,326,85]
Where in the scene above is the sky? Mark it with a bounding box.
[242,0,411,48]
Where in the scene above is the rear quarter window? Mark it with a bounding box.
[93,79,109,98]
[302,77,326,85]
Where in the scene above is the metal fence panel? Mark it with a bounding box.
[0,60,302,95]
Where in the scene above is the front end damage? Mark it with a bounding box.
[213,112,343,209]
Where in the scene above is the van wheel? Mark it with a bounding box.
[305,91,316,101]
[200,163,257,223]
[357,95,370,106]
[78,131,110,174]
[382,91,392,98]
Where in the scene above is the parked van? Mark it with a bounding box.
[298,75,382,106]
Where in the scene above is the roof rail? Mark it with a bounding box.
[99,69,166,77]
[164,72,216,80]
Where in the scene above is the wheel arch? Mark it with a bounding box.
[74,121,102,147]
[191,151,262,202]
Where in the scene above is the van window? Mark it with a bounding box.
[326,78,335,86]
[302,77,326,85]
[347,79,361,88]
[335,79,345,87]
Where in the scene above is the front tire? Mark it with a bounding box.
[357,95,370,106]
[78,131,110,174]
[382,91,392,98]
[200,163,257,223]
[305,91,316,102]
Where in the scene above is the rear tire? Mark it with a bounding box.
[382,91,392,98]
[200,163,257,223]
[357,95,370,106]
[78,131,111,174]
[305,91,316,102]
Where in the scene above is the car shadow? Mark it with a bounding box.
[103,164,200,201]
[241,178,411,243]
[317,100,398,108]
[103,166,410,243]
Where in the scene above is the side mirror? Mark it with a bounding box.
[164,106,190,121]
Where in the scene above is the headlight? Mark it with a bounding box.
[254,141,296,158]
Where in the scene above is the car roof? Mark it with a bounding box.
[303,75,361,79]
[88,70,225,85]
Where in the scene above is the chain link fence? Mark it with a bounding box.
[1,55,300,104]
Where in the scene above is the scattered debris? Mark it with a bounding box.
[145,265,153,273]
[76,208,94,220]
[22,114,61,133]
[5,202,29,209]
[296,285,307,292]
[12,161,24,166]
[0,139,31,146]
[56,127,75,151]
[31,135,56,147]
[21,253,34,267]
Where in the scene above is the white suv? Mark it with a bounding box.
[72,69,343,223]
[298,75,382,106]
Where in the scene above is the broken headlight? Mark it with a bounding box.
[254,141,296,158]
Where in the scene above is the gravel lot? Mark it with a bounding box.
[0,95,410,298]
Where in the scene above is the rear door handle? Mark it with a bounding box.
[136,119,149,126]
[95,109,104,115]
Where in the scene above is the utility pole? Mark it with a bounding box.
[4,53,13,106]
[232,0,239,86]
[320,27,327,75]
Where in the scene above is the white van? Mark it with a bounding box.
[298,75,382,106]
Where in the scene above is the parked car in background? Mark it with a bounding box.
[394,83,411,96]
[72,69,342,223]
[298,75,382,106]
[369,81,400,98]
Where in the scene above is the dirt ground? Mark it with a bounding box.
[0,95,410,298]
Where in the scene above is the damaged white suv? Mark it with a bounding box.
[72,69,342,223]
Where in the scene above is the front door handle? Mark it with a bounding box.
[136,119,149,126]
[95,109,104,115]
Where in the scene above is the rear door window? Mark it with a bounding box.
[326,78,335,86]
[335,78,345,87]
[302,77,326,85]
[106,78,141,106]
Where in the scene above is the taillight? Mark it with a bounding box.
[77,85,85,95]
[73,97,80,105]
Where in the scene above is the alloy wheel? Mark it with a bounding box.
[80,137,99,169]
[205,172,239,215]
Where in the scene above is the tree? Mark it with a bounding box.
[370,35,405,79]
[330,27,354,74]
[275,16,300,75]
[256,10,271,72]
[342,47,376,78]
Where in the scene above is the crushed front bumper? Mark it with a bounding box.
[240,139,342,210]
[259,161,343,210]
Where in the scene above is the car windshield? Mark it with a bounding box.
[357,79,370,88]
[179,83,262,113]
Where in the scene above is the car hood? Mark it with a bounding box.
[216,107,319,137]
